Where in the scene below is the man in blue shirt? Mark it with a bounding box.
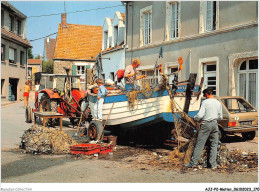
[187,88,223,169]
[94,78,108,121]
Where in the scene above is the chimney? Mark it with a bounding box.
[47,36,50,43]
[61,13,67,26]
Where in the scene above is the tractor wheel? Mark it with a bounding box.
[25,106,32,123]
[87,121,104,141]
[242,131,256,141]
[39,94,59,126]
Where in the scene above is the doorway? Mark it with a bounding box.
[9,78,19,101]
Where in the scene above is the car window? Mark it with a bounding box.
[221,98,256,113]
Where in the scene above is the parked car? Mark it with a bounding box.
[217,96,258,141]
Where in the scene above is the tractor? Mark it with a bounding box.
[25,68,93,134]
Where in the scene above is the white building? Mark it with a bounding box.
[99,12,126,84]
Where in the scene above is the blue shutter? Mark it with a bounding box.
[72,65,77,75]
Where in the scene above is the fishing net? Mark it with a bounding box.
[169,142,258,172]
[20,125,78,154]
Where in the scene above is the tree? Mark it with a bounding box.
[42,60,53,74]
[28,48,33,59]
[35,55,41,59]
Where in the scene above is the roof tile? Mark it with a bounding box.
[54,23,102,60]
[1,28,32,47]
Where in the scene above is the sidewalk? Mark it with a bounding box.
[1,91,35,107]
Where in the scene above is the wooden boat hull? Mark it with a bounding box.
[88,85,201,128]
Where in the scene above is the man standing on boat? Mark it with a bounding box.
[124,58,146,91]
[186,88,223,169]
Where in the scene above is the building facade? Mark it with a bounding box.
[1,1,32,101]
[125,1,258,107]
[99,12,126,83]
[53,13,103,89]
[28,58,42,85]
[43,37,56,61]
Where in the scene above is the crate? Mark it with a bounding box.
[70,144,101,155]
[99,145,114,155]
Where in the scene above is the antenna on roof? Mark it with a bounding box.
[64,1,66,14]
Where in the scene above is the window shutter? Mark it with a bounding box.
[72,65,77,75]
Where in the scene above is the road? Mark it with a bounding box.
[1,100,258,191]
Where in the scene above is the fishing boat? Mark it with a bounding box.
[88,77,201,128]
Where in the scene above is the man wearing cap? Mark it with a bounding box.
[186,88,223,169]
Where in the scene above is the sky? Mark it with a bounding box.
[9,1,125,58]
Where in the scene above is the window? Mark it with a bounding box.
[9,15,14,32]
[101,74,105,80]
[205,1,216,31]
[238,59,258,108]
[110,72,115,81]
[204,64,216,95]
[9,48,16,64]
[141,70,159,85]
[103,31,108,50]
[1,10,4,27]
[171,3,179,39]
[140,5,152,46]
[144,12,151,45]
[114,26,118,46]
[17,20,22,35]
[1,44,5,61]
[77,66,86,75]
[20,51,24,66]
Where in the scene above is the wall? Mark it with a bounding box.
[1,38,27,101]
[101,48,125,82]
[125,1,258,97]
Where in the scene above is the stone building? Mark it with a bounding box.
[125,1,258,107]
[99,12,126,82]
[1,1,32,101]
[53,13,103,89]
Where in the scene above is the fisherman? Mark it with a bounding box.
[124,58,147,91]
[186,88,223,169]
[93,78,108,121]
[20,81,31,108]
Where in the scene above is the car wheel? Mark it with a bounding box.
[218,127,226,142]
[242,131,256,140]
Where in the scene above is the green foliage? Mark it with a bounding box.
[42,60,53,74]
[35,55,41,59]
[28,48,33,59]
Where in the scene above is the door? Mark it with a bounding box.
[203,63,216,95]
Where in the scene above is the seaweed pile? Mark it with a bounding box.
[20,125,78,154]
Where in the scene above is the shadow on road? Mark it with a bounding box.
[1,151,75,180]
[221,134,257,144]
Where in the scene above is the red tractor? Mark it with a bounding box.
[26,69,91,128]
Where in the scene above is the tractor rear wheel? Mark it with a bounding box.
[87,120,103,141]
[39,94,59,126]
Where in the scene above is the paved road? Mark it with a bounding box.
[1,100,258,191]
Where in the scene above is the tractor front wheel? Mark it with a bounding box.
[87,121,103,141]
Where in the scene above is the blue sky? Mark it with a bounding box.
[9,1,125,57]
